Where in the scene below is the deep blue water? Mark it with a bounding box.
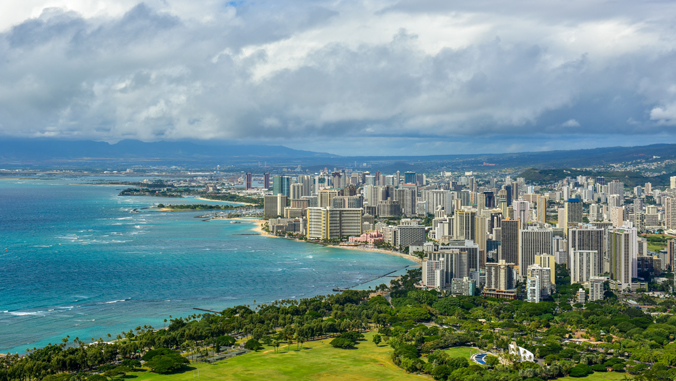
[0,179,413,353]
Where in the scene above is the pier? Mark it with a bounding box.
[333,266,410,292]
[193,307,221,314]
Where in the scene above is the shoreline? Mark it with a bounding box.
[193,196,255,206]
[223,218,419,264]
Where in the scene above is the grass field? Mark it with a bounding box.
[556,372,631,381]
[443,346,477,359]
[128,331,425,381]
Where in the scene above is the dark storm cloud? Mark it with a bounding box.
[0,0,675,154]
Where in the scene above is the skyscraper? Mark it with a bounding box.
[570,250,599,284]
[565,198,583,226]
[454,210,476,241]
[513,200,530,228]
[245,172,252,190]
[501,219,520,265]
[568,227,605,272]
[404,172,416,185]
[609,226,638,289]
[263,172,270,189]
[518,227,552,278]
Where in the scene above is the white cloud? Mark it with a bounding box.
[562,119,581,127]
[0,0,675,150]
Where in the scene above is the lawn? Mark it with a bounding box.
[128,331,425,381]
[556,372,631,381]
[443,346,478,359]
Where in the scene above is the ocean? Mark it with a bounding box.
[0,178,414,354]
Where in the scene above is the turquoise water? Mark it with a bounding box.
[0,179,414,354]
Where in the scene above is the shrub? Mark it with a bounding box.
[146,352,189,374]
[568,364,593,377]
[244,339,262,351]
[591,364,607,372]
[330,337,355,349]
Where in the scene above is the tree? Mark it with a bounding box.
[372,334,382,346]
[485,355,500,367]
[244,339,262,352]
[330,337,355,349]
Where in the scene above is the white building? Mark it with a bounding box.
[570,250,599,284]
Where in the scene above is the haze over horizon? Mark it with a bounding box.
[2,1,676,156]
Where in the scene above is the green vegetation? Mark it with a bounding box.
[4,268,676,381]
[443,347,475,358]
[644,234,673,253]
[157,203,244,211]
[202,194,263,206]
[518,168,675,187]
[119,188,183,197]
[127,331,423,381]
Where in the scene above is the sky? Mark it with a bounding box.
[1,0,676,156]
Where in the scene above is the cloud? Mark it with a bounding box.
[562,119,581,128]
[0,0,675,154]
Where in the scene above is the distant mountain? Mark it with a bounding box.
[1,138,675,170]
[0,139,332,167]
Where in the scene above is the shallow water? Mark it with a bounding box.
[0,179,413,353]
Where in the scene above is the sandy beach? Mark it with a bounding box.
[222,218,419,263]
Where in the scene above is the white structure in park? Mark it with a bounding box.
[508,342,535,362]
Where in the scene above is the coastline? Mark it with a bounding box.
[194,196,255,206]
[224,217,419,263]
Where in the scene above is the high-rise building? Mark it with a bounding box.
[306,207,363,240]
[589,276,605,301]
[427,250,469,284]
[451,277,476,296]
[475,215,489,262]
[608,226,638,289]
[319,190,339,208]
[645,182,652,194]
[665,197,676,230]
[513,200,530,228]
[589,203,601,222]
[404,172,416,185]
[263,172,270,190]
[394,224,427,248]
[535,254,556,285]
[518,227,552,278]
[608,180,624,195]
[422,260,445,289]
[273,176,291,197]
[576,288,586,305]
[568,227,605,272]
[264,194,287,218]
[485,259,516,299]
[504,185,513,206]
[565,198,583,226]
[671,176,676,190]
[537,195,547,224]
[454,210,476,241]
[394,187,416,216]
[526,276,541,303]
[570,250,599,284]
[272,175,282,195]
[290,183,304,200]
[668,240,675,272]
[609,205,625,227]
[298,175,313,196]
[245,173,252,190]
[423,189,451,214]
[439,240,481,272]
[501,219,520,264]
[527,264,552,296]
